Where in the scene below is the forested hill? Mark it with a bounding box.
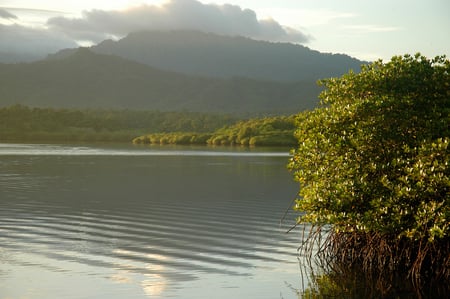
[0,48,320,115]
[50,30,365,82]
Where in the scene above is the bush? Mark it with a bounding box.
[288,54,449,287]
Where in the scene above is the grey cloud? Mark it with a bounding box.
[48,0,311,43]
[0,24,78,62]
[0,8,17,19]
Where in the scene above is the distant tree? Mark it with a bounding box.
[0,106,236,142]
[288,54,449,288]
[132,115,297,147]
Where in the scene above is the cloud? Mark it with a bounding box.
[0,0,311,62]
[0,8,17,19]
[342,24,402,33]
[0,23,78,62]
[259,8,357,27]
[47,0,311,43]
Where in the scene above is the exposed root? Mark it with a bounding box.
[298,225,450,297]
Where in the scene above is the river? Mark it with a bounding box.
[0,143,304,299]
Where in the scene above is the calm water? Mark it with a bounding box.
[0,143,303,299]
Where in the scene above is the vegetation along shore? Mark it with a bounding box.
[0,104,297,146]
[288,53,449,297]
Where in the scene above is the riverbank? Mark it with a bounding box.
[1,105,297,147]
[133,115,297,146]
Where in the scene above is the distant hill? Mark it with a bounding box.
[0,48,320,115]
[49,30,365,82]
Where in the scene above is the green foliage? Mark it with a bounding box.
[133,132,213,145]
[1,105,296,146]
[134,115,297,146]
[208,115,297,146]
[289,54,450,242]
[0,105,235,142]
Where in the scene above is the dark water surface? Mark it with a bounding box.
[0,143,302,299]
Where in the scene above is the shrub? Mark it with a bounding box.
[288,54,449,287]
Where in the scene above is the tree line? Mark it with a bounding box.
[0,105,237,142]
[0,105,297,146]
[132,115,297,146]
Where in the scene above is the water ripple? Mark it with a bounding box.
[0,144,300,299]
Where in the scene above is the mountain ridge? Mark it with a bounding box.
[48,30,365,82]
[0,48,320,115]
[0,31,367,115]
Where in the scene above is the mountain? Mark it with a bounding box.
[49,30,365,82]
[0,48,320,115]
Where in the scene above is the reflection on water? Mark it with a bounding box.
[0,143,290,157]
[111,249,169,297]
[0,143,301,299]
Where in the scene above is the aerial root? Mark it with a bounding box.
[298,226,450,296]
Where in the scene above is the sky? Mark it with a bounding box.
[0,0,449,62]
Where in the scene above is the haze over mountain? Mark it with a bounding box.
[49,30,364,82]
[0,47,321,115]
[0,31,367,115]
